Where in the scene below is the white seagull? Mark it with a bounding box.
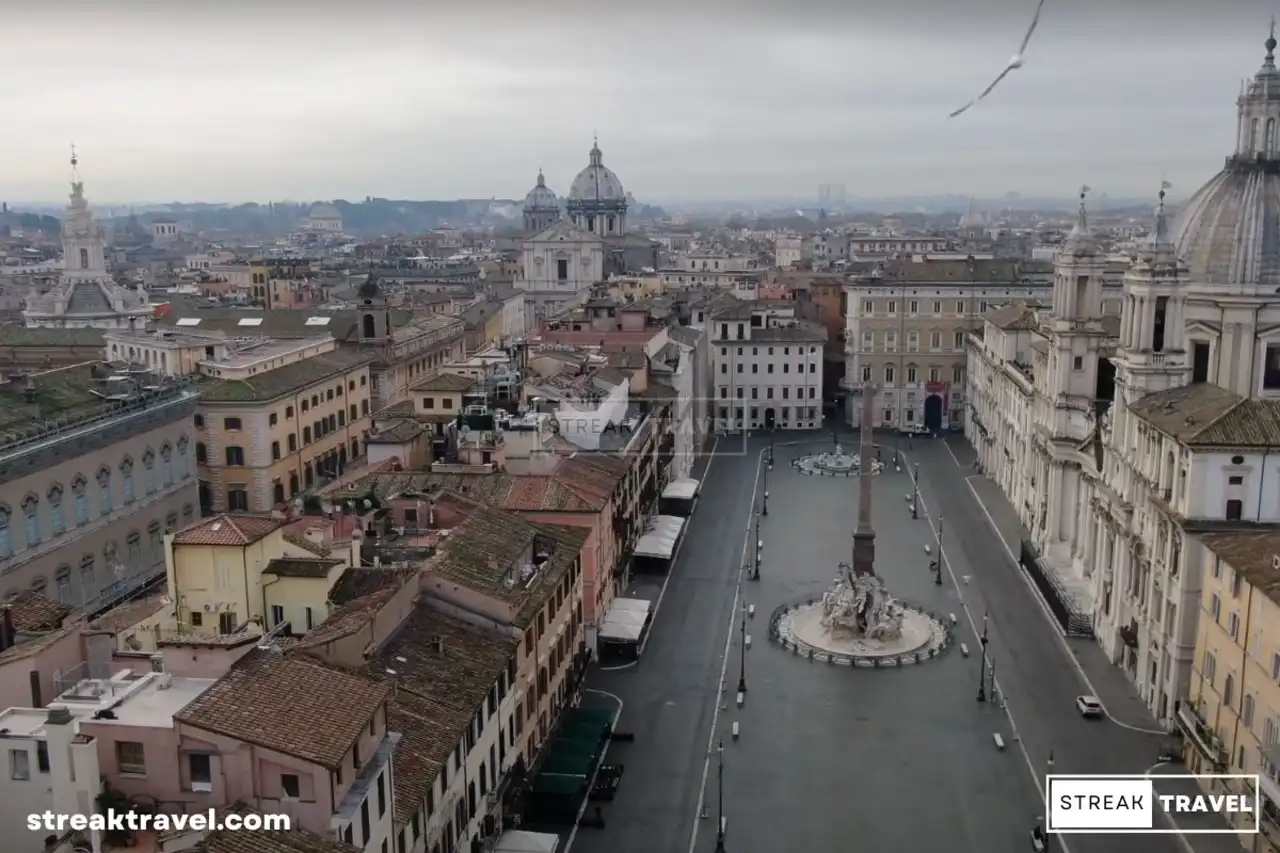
[949,0,1047,118]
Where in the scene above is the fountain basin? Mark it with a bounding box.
[769,596,952,666]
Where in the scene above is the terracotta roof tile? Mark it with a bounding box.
[1199,531,1280,609]
[387,691,468,827]
[263,558,344,579]
[1129,384,1280,447]
[192,803,359,853]
[294,582,408,652]
[173,514,287,547]
[4,590,73,633]
[175,649,390,769]
[366,607,516,716]
[334,471,606,512]
[410,372,475,392]
[328,567,417,607]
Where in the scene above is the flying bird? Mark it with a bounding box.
[948,0,1047,118]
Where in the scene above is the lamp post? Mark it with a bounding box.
[934,516,945,586]
[977,611,989,703]
[761,458,769,517]
[911,462,920,520]
[752,514,762,581]
[715,741,726,853]
[768,430,775,467]
[737,605,748,695]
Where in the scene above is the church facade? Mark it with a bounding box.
[24,167,152,330]
[965,30,1280,729]
[514,139,659,334]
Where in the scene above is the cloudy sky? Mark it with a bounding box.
[1,0,1275,204]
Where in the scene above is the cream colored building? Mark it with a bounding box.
[194,348,375,513]
[1185,531,1280,847]
[104,328,334,379]
[843,257,1125,430]
[166,513,350,635]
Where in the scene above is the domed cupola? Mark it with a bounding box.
[1172,23,1280,296]
[522,170,560,232]
[566,136,628,236]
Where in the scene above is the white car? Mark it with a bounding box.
[1076,695,1104,718]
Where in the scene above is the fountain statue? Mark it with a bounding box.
[793,443,884,477]
[820,564,904,640]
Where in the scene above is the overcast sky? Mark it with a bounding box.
[1,0,1275,205]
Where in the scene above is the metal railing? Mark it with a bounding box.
[0,386,198,461]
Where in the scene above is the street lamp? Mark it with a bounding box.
[761,459,769,517]
[715,741,726,853]
[752,514,762,581]
[934,516,945,586]
[911,462,920,520]
[977,611,989,703]
[737,605,748,695]
[768,430,775,467]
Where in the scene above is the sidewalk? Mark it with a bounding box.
[951,441,1248,852]
[963,468,1159,731]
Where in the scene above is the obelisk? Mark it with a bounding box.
[851,384,877,577]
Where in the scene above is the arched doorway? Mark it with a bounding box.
[924,395,944,432]
[764,408,776,430]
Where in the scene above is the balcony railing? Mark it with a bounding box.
[1175,701,1226,766]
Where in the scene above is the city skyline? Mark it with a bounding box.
[1,0,1275,203]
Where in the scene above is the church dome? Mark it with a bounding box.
[567,140,626,204]
[523,171,559,211]
[1173,29,1280,293]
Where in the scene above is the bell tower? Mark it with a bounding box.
[1045,186,1108,443]
[357,266,392,343]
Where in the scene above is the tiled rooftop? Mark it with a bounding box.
[366,606,516,717]
[5,589,73,633]
[1128,383,1280,447]
[336,469,608,512]
[1199,531,1280,609]
[0,618,81,666]
[387,691,471,827]
[985,302,1039,331]
[199,349,375,404]
[410,371,477,393]
[294,582,407,652]
[172,514,288,547]
[175,649,390,769]
[328,566,417,607]
[429,508,588,626]
[263,557,344,579]
[191,803,359,853]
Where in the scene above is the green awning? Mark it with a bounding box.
[530,774,587,798]
[539,752,592,777]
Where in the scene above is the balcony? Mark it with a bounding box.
[1175,701,1226,767]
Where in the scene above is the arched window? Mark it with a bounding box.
[0,505,11,558]
[1267,118,1276,154]
[48,485,64,537]
[80,555,96,603]
[362,314,376,338]
[142,450,156,494]
[177,437,190,479]
[182,504,194,525]
[1252,118,1262,153]
[1243,692,1255,727]
[78,248,89,269]
[121,457,135,504]
[71,477,88,525]
[127,532,141,568]
[54,565,71,603]
[21,494,39,547]
[97,467,113,515]
[161,444,173,487]
[30,576,47,595]
[147,522,163,563]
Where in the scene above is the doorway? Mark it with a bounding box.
[764,408,776,430]
[923,395,944,432]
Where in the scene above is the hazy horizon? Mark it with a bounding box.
[2,0,1274,204]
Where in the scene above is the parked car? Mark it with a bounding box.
[1075,695,1104,718]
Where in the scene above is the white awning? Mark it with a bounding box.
[599,618,644,642]
[634,515,686,560]
[604,609,647,630]
[610,597,651,615]
[493,831,560,853]
[662,478,701,500]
